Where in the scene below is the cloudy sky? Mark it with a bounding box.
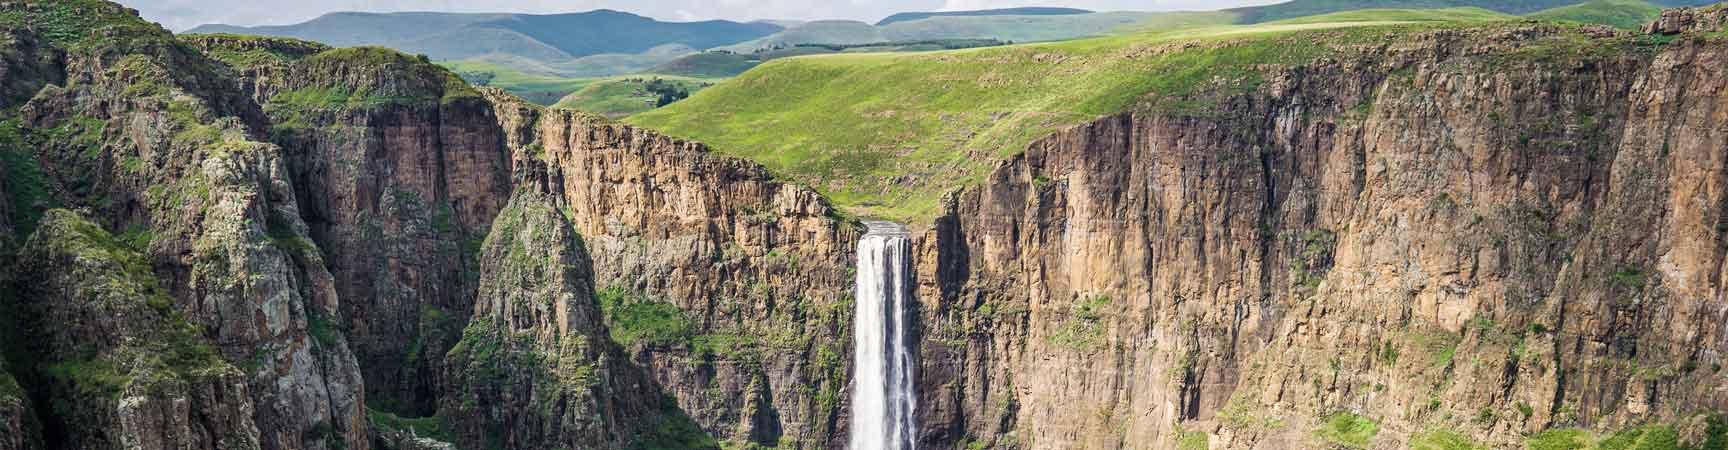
[120,0,1282,31]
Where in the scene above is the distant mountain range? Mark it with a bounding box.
[187,9,782,62]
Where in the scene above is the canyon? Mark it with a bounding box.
[1,1,1728,449]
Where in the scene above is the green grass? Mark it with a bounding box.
[1265,7,1513,25]
[367,408,454,442]
[1412,429,1487,450]
[650,52,762,78]
[440,59,605,105]
[1050,295,1112,351]
[1527,1,1663,30]
[596,287,697,349]
[1176,427,1210,450]
[1232,0,1587,24]
[552,76,715,118]
[0,0,167,51]
[1520,417,1728,450]
[0,120,56,241]
[1314,412,1379,449]
[1528,429,1594,450]
[628,19,1479,222]
[1596,424,1683,450]
[180,33,331,68]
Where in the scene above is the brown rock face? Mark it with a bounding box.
[1646,4,1728,35]
[0,358,34,450]
[913,24,1728,449]
[485,90,862,447]
[12,210,261,450]
[0,27,62,112]
[441,187,694,449]
[203,43,514,415]
[1,2,367,448]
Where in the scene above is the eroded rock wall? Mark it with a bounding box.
[486,90,862,447]
[2,2,366,448]
[915,22,1728,449]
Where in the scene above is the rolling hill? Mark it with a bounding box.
[875,7,1092,25]
[551,76,715,118]
[188,10,781,62]
[1528,0,1666,28]
[716,11,1237,53]
[627,7,1645,222]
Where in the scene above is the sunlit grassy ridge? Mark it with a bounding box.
[551,76,714,118]
[1265,7,1513,24]
[628,16,1503,223]
[1528,0,1664,29]
[437,59,598,104]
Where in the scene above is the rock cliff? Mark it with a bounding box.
[2,1,365,448]
[913,16,1728,450]
[484,90,862,448]
[189,36,513,416]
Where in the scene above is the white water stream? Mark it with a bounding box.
[851,221,917,450]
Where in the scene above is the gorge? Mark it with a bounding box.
[2,0,1728,449]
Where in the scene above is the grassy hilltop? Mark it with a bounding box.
[626,13,1474,222]
[626,3,1693,223]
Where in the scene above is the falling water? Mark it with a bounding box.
[851,221,917,450]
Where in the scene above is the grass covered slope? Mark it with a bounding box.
[439,59,608,104]
[552,76,713,118]
[628,16,1508,222]
[1264,7,1512,24]
[1528,0,1665,29]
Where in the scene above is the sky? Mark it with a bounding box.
[120,0,1283,31]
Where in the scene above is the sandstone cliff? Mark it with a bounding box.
[2,1,365,448]
[913,14,1728,450]
[15,209,259,449]
[188,35,514,417]
[442,187,707,449]
[484,90,863,448]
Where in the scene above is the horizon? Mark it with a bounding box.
[120,0,1284,31]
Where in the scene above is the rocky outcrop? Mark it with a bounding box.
[914,22,1728,449]
[230,43,511,416]
[0,358,34,450]
[485,90,862,447]
[179,34,330,101]
[0,26,62,112]
[2,1,367,448]
[441,187,703,449]
[13,210,259,449]
[1645,3,1728,34]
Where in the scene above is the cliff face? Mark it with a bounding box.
[192,39,514,416]
[484,90,863,447]
[441,187,707,449]
[2,1,365,448]
[914,19,1728,449]
[15,210,260,449]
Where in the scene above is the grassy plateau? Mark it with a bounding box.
[627,14,1505,222]
[627,3,1692,223]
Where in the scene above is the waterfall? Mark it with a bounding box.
[851,221,917,450]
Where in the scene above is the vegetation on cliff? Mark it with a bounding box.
[1529,0,1667,28]
[630,14,1602,222]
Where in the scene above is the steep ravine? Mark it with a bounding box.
[912,9,1728,449]
[4,1,1728,449]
